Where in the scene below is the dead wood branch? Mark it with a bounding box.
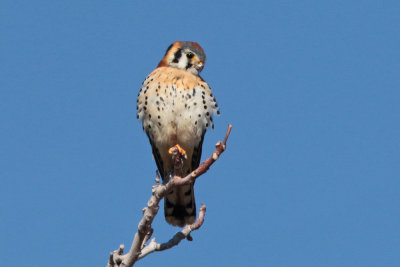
[107,124,232,267]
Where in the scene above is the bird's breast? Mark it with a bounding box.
[137,67,218,148]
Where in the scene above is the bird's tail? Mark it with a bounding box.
[164,183,196,227]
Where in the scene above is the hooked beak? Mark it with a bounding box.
[195,61,204,71]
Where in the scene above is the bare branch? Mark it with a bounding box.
[107,124,232,267]
[141,228,153,250]
[169,124,232,187]
[138,204,207,259]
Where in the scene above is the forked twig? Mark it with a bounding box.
[107,124,232,267]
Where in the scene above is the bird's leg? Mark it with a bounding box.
[169,144,186,177]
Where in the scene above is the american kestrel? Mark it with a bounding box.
[136,41,219,227]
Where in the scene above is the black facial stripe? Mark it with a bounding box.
[185,61,193,69]
[172,49,182,63]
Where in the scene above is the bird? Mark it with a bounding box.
[136,41,219,227]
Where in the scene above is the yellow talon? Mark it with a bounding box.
[168,144,187,156]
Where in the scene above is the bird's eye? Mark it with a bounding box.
[186,53,194,59]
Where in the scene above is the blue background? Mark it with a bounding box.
[1,1,399,266]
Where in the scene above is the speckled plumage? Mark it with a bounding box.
[137,41,219,226]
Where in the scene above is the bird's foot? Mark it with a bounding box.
[168,144,187,157]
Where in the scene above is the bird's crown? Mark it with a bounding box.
[158,41,206,76]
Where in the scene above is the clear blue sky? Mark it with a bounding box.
[1,1,399,266]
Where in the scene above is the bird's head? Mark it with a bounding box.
[158,41,206,76]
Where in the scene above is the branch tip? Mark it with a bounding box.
[186,233,193,241]
[108,253,114,266]
[155,170,160,184]
[223,124,232,145]
[119,244,124,254]
[200,203,206,211]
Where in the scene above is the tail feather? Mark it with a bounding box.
[164,183,196,227]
